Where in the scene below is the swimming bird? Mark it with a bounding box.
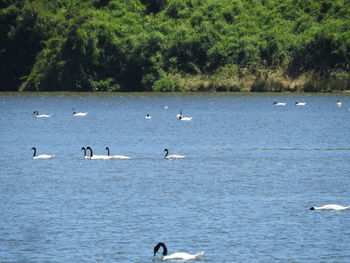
[105,147,130,159]
[309,204,350,211]
[336,100,342,107]
[145,114,152,119]
[164,148,186,159]
[86,146,110,159]
[153,242,204,261]
[73,108,88,116]
[295,102,307,106]
[177,110,192,121]
[31,147,54,159]
[273,101,287,106]
[33,111,51,118]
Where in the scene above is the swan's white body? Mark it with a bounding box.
[163,251,204,261]
[310,204,350,211]
[295,102,306,106]
[154,242,204,261]
[273,101,287,106]
[73,112,88,117]
[105,147,131,159]
[32,147,54,159]
[33,111,51,118]
[179,116,192,121]
[336,100,342,107]
[164,149,186,159]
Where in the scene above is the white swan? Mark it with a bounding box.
[154,242,204,261]
[336,100,342,107]
[33,111,51,118]
[73,108,88,116]
[164,148,186,159]
[145,114,152,119]
[273,101,287,106]
[295,102,307,106]
[31,147,54,159]
[86,146,110,159]
[309,204,350,211]
[105,147,131,159]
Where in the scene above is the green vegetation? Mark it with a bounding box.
[1,0,349,92]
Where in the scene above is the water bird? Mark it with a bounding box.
[309,204,350,211]
[105,147,130,159]
[177,110,192,121]
[145,114,152,119]
[164,148,186,159]
[33,111,51,118]
[73,108,88,116]
[31,147,54,159]
[295,102,306,106]
[273,101,287,106]
[336,100,342,107]
[154,242,204,261]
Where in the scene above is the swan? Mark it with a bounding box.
[164,148,186,159]
[273,101,287,106]
[33,111,51,118]
[336,100,342,107]
[73,108,88,116]
[179,115,192,121]
[145,114,152,119]
[86,146,110,159]
[295,102,306,106]
[105,147,131,159]
[31,147,54,159]
[154,242,204,261]
[309,204,350,211]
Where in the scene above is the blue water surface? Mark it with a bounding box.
[0,92,349,263]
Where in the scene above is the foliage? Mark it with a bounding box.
[0,0,349,91]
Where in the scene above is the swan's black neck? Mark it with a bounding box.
[164,149,169,158]
[106,147,110,156]
[154,242,168,256]
[32,147,36,157]
[81,147,86,157]
[309,207,315,210]
[33,111,38,115]
[86,147,93,157]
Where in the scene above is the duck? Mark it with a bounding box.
[73,108,88,116]
[295,102,307,106]
[154,242,204,261]
[33,111,51,118]
[309,204,350,211]
[86,146,110,159]
[145,114,152,119]
[31,147,54,159]
[105,147,131,159]
[164,148,186,159]
[336,100,342,107]
[273,101,287,106]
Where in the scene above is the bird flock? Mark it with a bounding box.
[30,99,349,260]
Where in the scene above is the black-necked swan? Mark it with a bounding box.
[73,108,88,116]
[145,114,152,119]
[164,148,186,159]
[273,101,287,106]
[33,111,51,118]
[105,147,130,159]
[177,110,192,121]
[295,102,307,106]
[309,204,350,211]
[31,147,54,159]
[86,146,110,159]
[153,242,204,261]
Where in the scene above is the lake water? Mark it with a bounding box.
[0,92,350,263]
